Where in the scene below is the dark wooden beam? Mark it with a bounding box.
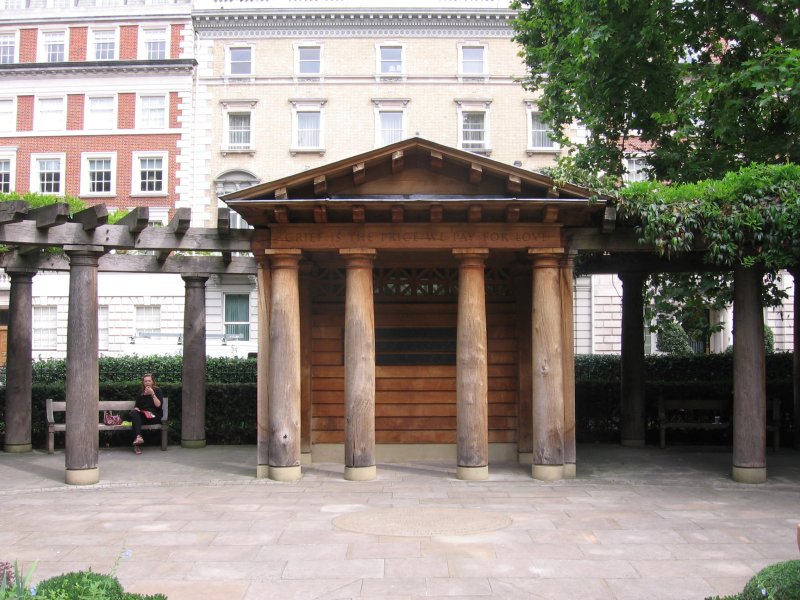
[352,206,365,223]
[505,205,520,223]
[469,163,482,185]
[391,205,404,223]
[430,205,443,223]
[73,205,109,231]
[578,252,723,275]
[392,150,404,174]
[314,205,328,223]
[543,206,559,223]
[17,245,43,256]
[430,150,443,171]
[221,251,232,264]
[274,207,289,224]
[602,205,617,234]
[275,187,288,200]
[546,186,559,199]
[27,203,69,229]
[506,175,522,195]
[217,208,231,235]
[167,207,191,235]
[314,175,327,197]
[117,207,150,233]
[467,205,482,223]
[157,249,172,263]
[0,201,29,224]
[353,162,366,186]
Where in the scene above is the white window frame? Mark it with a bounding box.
[375,42,405,79]
[221,100,257,154]
[139,26,168,60]
[85,94,117,131]
[624,155,650,183]
[0,31,18,65]
[290,99,326,155]
[34,96,66,132]
[525,102,560,153]
[135,305,161,337]
[98,305,109,351]
[131,151,168,196]
[137,94,167,130]
[33,305,58,350]
[456,100,492,154]
[89,28,118,61]
[0,97,15,133]
[80,152,116,197]
[226,44,253,77]
[294,42,322,80]
[39,29,68,63]
[223,293,251,342]
[0,148,16,194]
[30,153,66,196]
[458,42,487,80]
[372,98,409,147]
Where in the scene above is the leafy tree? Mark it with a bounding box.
[511,0,800,183]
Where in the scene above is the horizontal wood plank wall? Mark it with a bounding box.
[311,302,518,444]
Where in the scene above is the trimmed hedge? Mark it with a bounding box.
[0,353,794,448]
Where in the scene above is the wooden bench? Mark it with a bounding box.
[658,395,781,450]
[46,398,169,454]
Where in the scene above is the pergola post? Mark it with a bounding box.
[256,262,271,478]
[732,264,767,483]
[530,250,565,481]
[265,249,302,482]
[791,267,799,450]
[64,246,104,486]
[180,274,209,448]
[341,249,377,481]
[4,269,36,453]
[620,271,647,448]
[454,249,489,481]
[560,254,577,477]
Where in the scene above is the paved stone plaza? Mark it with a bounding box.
[0,444,798,599]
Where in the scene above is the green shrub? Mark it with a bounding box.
[741,559,800,600]
[33,571,123,599]
[764,324,776,354]
[656,321,694,356]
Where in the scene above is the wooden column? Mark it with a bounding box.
[266,249,302,482]
[256,262,271,478]
[619,271,647,448]
[181,274,209,448]
[792,268,799,450]
[299,264,313,465]
[64,246,103,485]
[454,249,489,480]
[512,267,533,463]
[732,264,767,483]
[4,269,36,453]
[530,250,565,481]
[560,255,577,477]
[341,249,377,481]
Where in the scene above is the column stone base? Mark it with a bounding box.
[621,439,646,448]
[181,439,206,449]
[4,443,32,453]
[269,465,302,482]
[345,465,376,481]
[532,464,564,481]
[65,467,99,485]
[731,466,767,484]
[256,464,269,479]
[457,465,489,481]
[564,463,576,479]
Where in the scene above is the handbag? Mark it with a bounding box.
[103,411,122,426]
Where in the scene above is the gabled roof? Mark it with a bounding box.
[223,137,605,228]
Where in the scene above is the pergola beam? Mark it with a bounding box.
[27,203,69,229]
[0,201,28,225]
[73,205,108,232]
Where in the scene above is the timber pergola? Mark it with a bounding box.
[1,137,793,485]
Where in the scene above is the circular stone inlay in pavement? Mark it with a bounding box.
[332,507,512,537]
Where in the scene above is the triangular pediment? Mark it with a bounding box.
[223,137,603,228]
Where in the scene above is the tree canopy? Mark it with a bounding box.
[512,0,800,183]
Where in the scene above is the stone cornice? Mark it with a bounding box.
[0,59,197,78]
[193,10,516,37]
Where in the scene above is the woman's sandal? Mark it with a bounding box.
[133,446,142,455]
[133,435,144,446]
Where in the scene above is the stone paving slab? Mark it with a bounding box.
[0,444,797,599]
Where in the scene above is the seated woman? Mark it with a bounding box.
[132,373,163,455]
